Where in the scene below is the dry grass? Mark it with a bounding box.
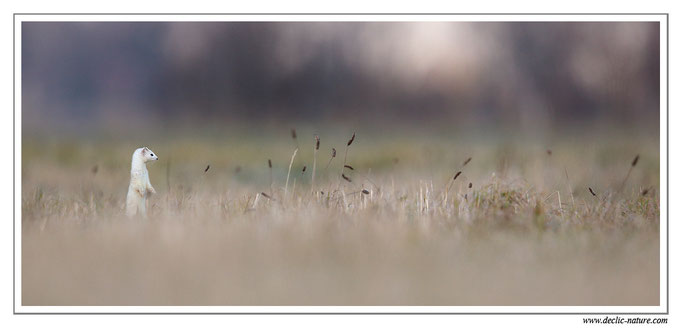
[21,128,660,305]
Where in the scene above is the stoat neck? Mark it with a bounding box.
[131,152,148,174]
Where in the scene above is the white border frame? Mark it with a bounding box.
[13,13,668,314]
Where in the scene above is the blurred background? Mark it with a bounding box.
[22,21,660,137]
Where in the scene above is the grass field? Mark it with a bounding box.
[20,126,660,305]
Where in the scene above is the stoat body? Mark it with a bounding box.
[126,147,158,217]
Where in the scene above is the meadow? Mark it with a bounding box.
[20,124,660,305]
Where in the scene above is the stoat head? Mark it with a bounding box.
[138,146,159,163]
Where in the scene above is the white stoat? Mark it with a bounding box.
[126,146,159,217]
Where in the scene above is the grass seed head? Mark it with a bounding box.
[204,165,210,173]
[291,128,297,140]
[632,154,640,167]
[315,135,320,150]
[589,187,597,197]
[344,165,354,170]
[454,171,462,180]
[362,189,370,194]
[468,182,473,188]
[332,148,337,158]
[268,159,272,168]
[463,157,472,166]
[347,133,355,146]
[342,173,352,183]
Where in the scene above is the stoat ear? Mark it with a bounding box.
[141,147,147,154]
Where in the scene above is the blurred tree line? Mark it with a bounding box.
[22,22,659,130]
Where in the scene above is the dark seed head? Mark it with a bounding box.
[268,159,272,168]
[204,165,210,173]
[468,182,473,188]
[261,192,272,199]
[463,157,472,166]
[344,165,354,170]
[291,128,297,140]
[302,166,307,173]
[632,154,640,167]
[91,165,98,175]
[453,171,462,180]
[546,149,552,156]
[342,173,352,183]
[347,132,355,146]
[642,188,649,196]
[315,135,320,150]
[332,148,337,158]
[589,187,597,197]
[362,189,370,194]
